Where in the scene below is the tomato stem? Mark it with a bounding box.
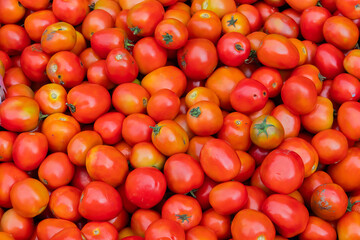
[235,43,244,51]
[318,73,326,82]
[227,15,238,27]
[149,125,162,136]
[347,198,360,212]
[254,116,275,138]
[162,32,173,45]
[316,1,323,7]
[188,189,197,198]
[39,112,48,120]
[124,38,134,51]
[66,103,76,113]
[130,27,141,36]
[175,214,191,223]
[189,107,201,118]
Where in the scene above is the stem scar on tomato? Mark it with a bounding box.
[254,116,275,137]
[189,107,201,118]
[130,26,141,35]
[150,125,162,136]
[227,15,238,27]
[162,32,173,45]
[175,214,191,223]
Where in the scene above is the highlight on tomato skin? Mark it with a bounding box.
[1,0,360,239]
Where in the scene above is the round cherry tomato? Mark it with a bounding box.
[81,9,114,41]
[300,6,331,43]
[52,0,89,26]
[217,32,251,67]
[187,10,222,43]
[49,186,81,222]
[93,112,125,145]
[131,209,160,237]
[130,142,165,170]
[154,19,188,50]
[337,101,360,141]
[221,12,251,35]
[0,208,34,240]
[147,89,180,122]
[122,113,155,146]
[0,25,30,56]
[200,208,231,239]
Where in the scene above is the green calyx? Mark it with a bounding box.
[227,15,238,27]
[175,214,191,223]
[347,198,360,212]
[318,73,326,81]
[149,125,162,136]
[130,26,141,35]
[235,43,244,51]
[189,107,201,118]
[162,32,173,45]
[66,103,76,113]
[254,116,274,138]
[124,38,134,51]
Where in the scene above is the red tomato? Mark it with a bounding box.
[262,194,309,238]
[337,211,360,240]
[145,219,185,240]
[270,104,301,138]
[154,19,188,50]
[78,181,122,221]
[49,186,81,222]
[52,0,89,26]
[217,32,251,67]
[81,9,114,41]
[0,208,34,240]
[81,221,118,240]
[221,12,251,35]
[187,10,222,43]
[337,101,360,141]
[91,28,129,59]
[186,226,217,240]
[122,113,155,146]
[264,12,299,38]
[244,185,268,211]
[147,89,180,122]
[250,115,284,150]
[314,43,344,79]
[130,209,160,237]
[93,112,125,145]
[49,227,84,240]
[251,66,283,98]
[191,0,237,19]
[330,73,360,104]
[299,216,337,240]
[344,49,360,79]
[20,44,50,83]
[300,6,331,43]
[0,132,16,162]
[200,208,231,240]
[237,4,263,32]
[194,176,217,210]
[0,25,30,56]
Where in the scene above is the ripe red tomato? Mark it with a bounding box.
[49,186,81,222]
[91,28,129,59]
[264,12,299,38]
[154,19,188,50]
[300,6,331,43]
[131,209,160,237]
[0,131,16,162]
[187,10,222,43]
[94,112,125,145]
[20,44,50,83]
[217,32,251,67]
[81,9,114,41]
[314,43,345,79]
[244,185,268,211]
[221,12,251,35]
[0,25,30,56]
[337,211,360,240]
[122,113,155,146]
[344,49,360,79]
[337,101,360,141]
[200,208,231,239]
[52,0,89,26]
[147,89,180,122]
[299,216,337,240]
[0,208,34,240]
[81,221,118,240]
[145,219,185,240]
[186,226,217,240]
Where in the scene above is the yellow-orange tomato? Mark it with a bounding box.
[71,31,87,56]
[174,113,195,139]
[289,38,307,66]
[222,12,251,35]
[130,142,166,170]
[191,0,237,18]
[94,0,121,20]
[0,208,34,240]
[24,10,58,43]
[0,0,26,24]
[5,84,34,98]
[34,83,67,115]
[249,100,276,121]
[41,22,77,54]
[118,0,145,9]
[247,31,267,51]
[187,10,222,44]
[185,87,220,108]
[164,9,191,25]
[81,9,114,41]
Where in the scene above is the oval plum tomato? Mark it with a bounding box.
[82,221,118,240]
[38,152,75,189]
[327,147,360,192]
[185,87,220,108]
[330,73,360,104]
[36,218,77,240]
[164,153,204,194]
[46,51,85,88]
[66,83,111,124]
[87,60,115,89]
[49,227,84,240]
[186,101,223,136]
[300,6,331,43]
[336,0,360,19]
[244,185,268,211]
[41,22,76,55]
[125,167,166,209]
[221,12,251,35]
[231,209,276,240]
[6,84,34,98]
[154,18,188,50]
[253,2,279,22]
[323,16,359,51]
[20,44,50,83]
[0,163,28,208]
[205,66,246,111]
[257,34,299,69]
[145,219,185,240]
[147,89,180,122]
[200,139,240,182]
[49,186,81,222]
[233,151,256,182]
[217,32,251,67]
[79,181,122,221]
[217,112,252,151]
[24,10,58,43]
[3,67,31,88]
[250,115,284,150]
[311,183,348,221]
[34,83,67,115]
[162,194,202,230]
[122,113,155,146]
[10,178,49,218]
[0,132,16,162]
[177,38,218,81]
[191,0,236,19]
[251,66,282,98]
[314,43,344,79]
[0,0,26,24]
[281,75,317,115]
[187,10,222,44]
[79,48,101,71]
[0,96,40,132]
[86,145,128,187]
[127,0,165,37]
[0,208,34,240]
[288,38,307,67]
[90,28,130,59]
[283,8,301,24]
[12,132,48,171]
[105,48,138,84]
[112,83,150,115]
[260,149,304,194]
[93,0,121,20]
[130,142,165,169]
[0,24,30,56]
[186,226,217,240]
[187,136,214,161]
[133,37,167,75]
[299,216,337,240]
[41,113,81,152]
[344,49,360,79]
[93,112,125,145]
[262,194,309,238]
[237,4,263,32]
[230,78,268,114]
[209,181,248,215]
[291,64,324,94]
[193,176,216,210]
[52,0,89,26]
[264,12,299,38]
[285,0,318,11]
[130,209,160,237]
[81,9,114,41]
[150,120,189,156]
[200,208,231,239]
[337,101,360,141]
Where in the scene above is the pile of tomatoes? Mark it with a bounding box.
[0,0,360,239]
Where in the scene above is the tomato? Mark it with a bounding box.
[311,183,348,221]
[186,226,217,240]
[112,83,149,115]
[185,87,219,108]
[0,132,16,162]
[162,194,202,230]
[191,0,236,18]
[94,0,121,21]
[1,83,31,98]
[221,12,250,35]
[122,113,155,146]
[86,145,128,187]
[3,67,30,88]
[41,22,76,55]
[254,2,279,22]
[125,167,166,209]
[337,101,360,141]
[330,73,360,104]
[164,9,191,25]
[174,114,195,139]
[49,186,81,222]
[187,10,222,44]
[231,209,275,240]
[147,89,180,122]
[217,32,251,67]
[145,219,185,240]
[282,8,301,24]
[327,147,360,192]
[87,60,115,90]
[285,0,317,11]
[0,0,25,24]
[244,186,268,211]
[186,136,214,161]
[67,83,111,124]
[93,112,125,145]
[264,12,298,38]
[79,181,122,221]
[237,4,263,32]
[337,211,360,240]
[52,0,89,26]
[24,10,58,43]
[257,34,299,69]
[193,176,216,210]
[299,216,337,240]
[200,139,240,182]
[150,120,189,156]
[133,37,167,75]
[262,194,309,238]
[130,142,165,170]
[299,6,331,43]
[19,45,48,83]
[79,48,101,71]
[91,29,129,60]
[49,227,84,240]
[344,49,360,79]
[71,31,86,56]
[154,19,188,50]
[0,24,30,56]
[251,67,282,98]
[177,38,218,81]
[250,115,284,150]
[314,43,344,79]
[81,221,118,240]
[115,9,138,42]
[108,209,129,232]
[200,208,231,240]
[323,16,359,51]
[34,83,67,115]
[141,66,187,97]
[131,209,160,236]
[127,0,165,37]
[81,9,114,41]
[36,218,77,240]
[1,208,33,240]
[10,178,49,218]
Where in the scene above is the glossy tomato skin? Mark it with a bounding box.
[81,9,114,41]
[244,185,268,211]
[251,66,283,98]
[90,28,128,59]
[130,142,166,170]
[78,181,122,221]
[52,0,89,26]
[20,44,50,83]
[314,43,344,79]
[299,216,337,240]
[264,12,299,38]
[187,10,222,44]
[147,89,180,122]
[145,219,185,240]
[217,32,251,67]
[270,104,301,138]
[200,139,240,182]
[81,221,118,240]
[41,22,76,55]
[122,113,155,146]
[330,73,360,104]
[36,218,77,240]
[250,115,284,150]
[337,211,360,240]
[194,176,217,210]
[0,25,31,56]
[231,209,276,240]
[344,49,360,79]
[237,4,263,32]
[300,6,331,43]
[0,208,34,240]
[190,0,237,19]
[257,34,299,69]
[186,225,217,240]
[131,209,160,237]
[49,186,81,222]
[261,194,309,238]
[200,208,231,240]
[337,101,360,141]
[154,18,188,50]
[177,38,218,81]
[93,112,125,145]
[0,131,17,162]
[125,167,166,209]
